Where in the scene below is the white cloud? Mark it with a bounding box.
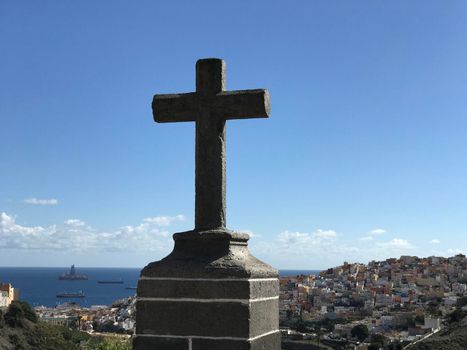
[0,212,185,253]
[143,215,185,226]
[0,212,428,269]
[359,228,386,241]
[249,228,362,269]
[277,229,338,247]
[64,219,86,227]
[0,212,45,236]
[24,198,58,205]
[377,238,413,249]
[447,248,465,255]
[249,226,420,269]
[313,230,338,239]
[359,236,373,241]
[429,239,440,244]
[1,212,14,227]
[369,228,386,236]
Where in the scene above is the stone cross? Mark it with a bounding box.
[136,59,280,350]
[152,58,270,231]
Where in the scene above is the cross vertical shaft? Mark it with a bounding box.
[195,60,226,230]
[195,112,226,230]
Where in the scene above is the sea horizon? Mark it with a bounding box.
[0,266,320,308]
[0,265,324,270]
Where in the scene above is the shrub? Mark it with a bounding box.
[35,323,85,350]
[3,300,38,327]
[9,334,28,349]
[415,314,425,324]
[448,309,467,324]
[0,309,5,328]
[92,320,125,334]
[85,337,132,350]
[4,301,26,327]
[371,333,388,347]
[351,324,369,342]
[16,300,38,323]
[457,296,467,308]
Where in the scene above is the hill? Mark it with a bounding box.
[0,301,130,350]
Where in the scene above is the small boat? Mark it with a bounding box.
[97,279,124,284]
[56,290,85,298]
[125,286,137,290]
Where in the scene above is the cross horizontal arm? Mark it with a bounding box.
[152,89,270,123]
[152,93,197,123]
[216,89,270,120]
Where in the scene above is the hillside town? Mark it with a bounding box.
[34,296,136,334]
[2,255,467,349]
[280,254,467,348]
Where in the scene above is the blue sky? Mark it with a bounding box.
[1,1,466,268]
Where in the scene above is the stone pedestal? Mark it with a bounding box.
[134,229,280,350]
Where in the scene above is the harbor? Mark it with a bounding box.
[0,267,139,307]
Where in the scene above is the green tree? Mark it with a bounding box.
[3,300,38,328]
[35,323,85,350]
[371,333,388,347]
[457,296,467,308]
[415,314,425,324]
[405,315,416,329]
[16,300,38,323]
[351,324,369,342]
[4,301,26,327]
[448,309,467,324]
[294,320,307,333]
[0,309,5,328]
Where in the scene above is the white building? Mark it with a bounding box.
[0,290,9,307]
[0,283,18,308]
[422,317,441,330]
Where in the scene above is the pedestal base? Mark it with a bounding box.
[133,331,281,350]
[134,229,280,350]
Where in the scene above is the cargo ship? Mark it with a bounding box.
[97,279,124,284]
[56,290,85,298]
[59,265,88,280]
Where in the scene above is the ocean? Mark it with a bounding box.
[0,267,319,307]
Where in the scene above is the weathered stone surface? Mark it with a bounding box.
[249,331,282,350]
[133,331,280,350]
[136,299,250,337]
[140,229,278,279]
[135,231,279,349]
[250,299,280,337]
[153,90,270,122]
[250,278,280,299]
[136,288,278,338]
[152,58,270,231]
[132,336,188,350]
[192,331,281,350]
[138,278,278,299]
